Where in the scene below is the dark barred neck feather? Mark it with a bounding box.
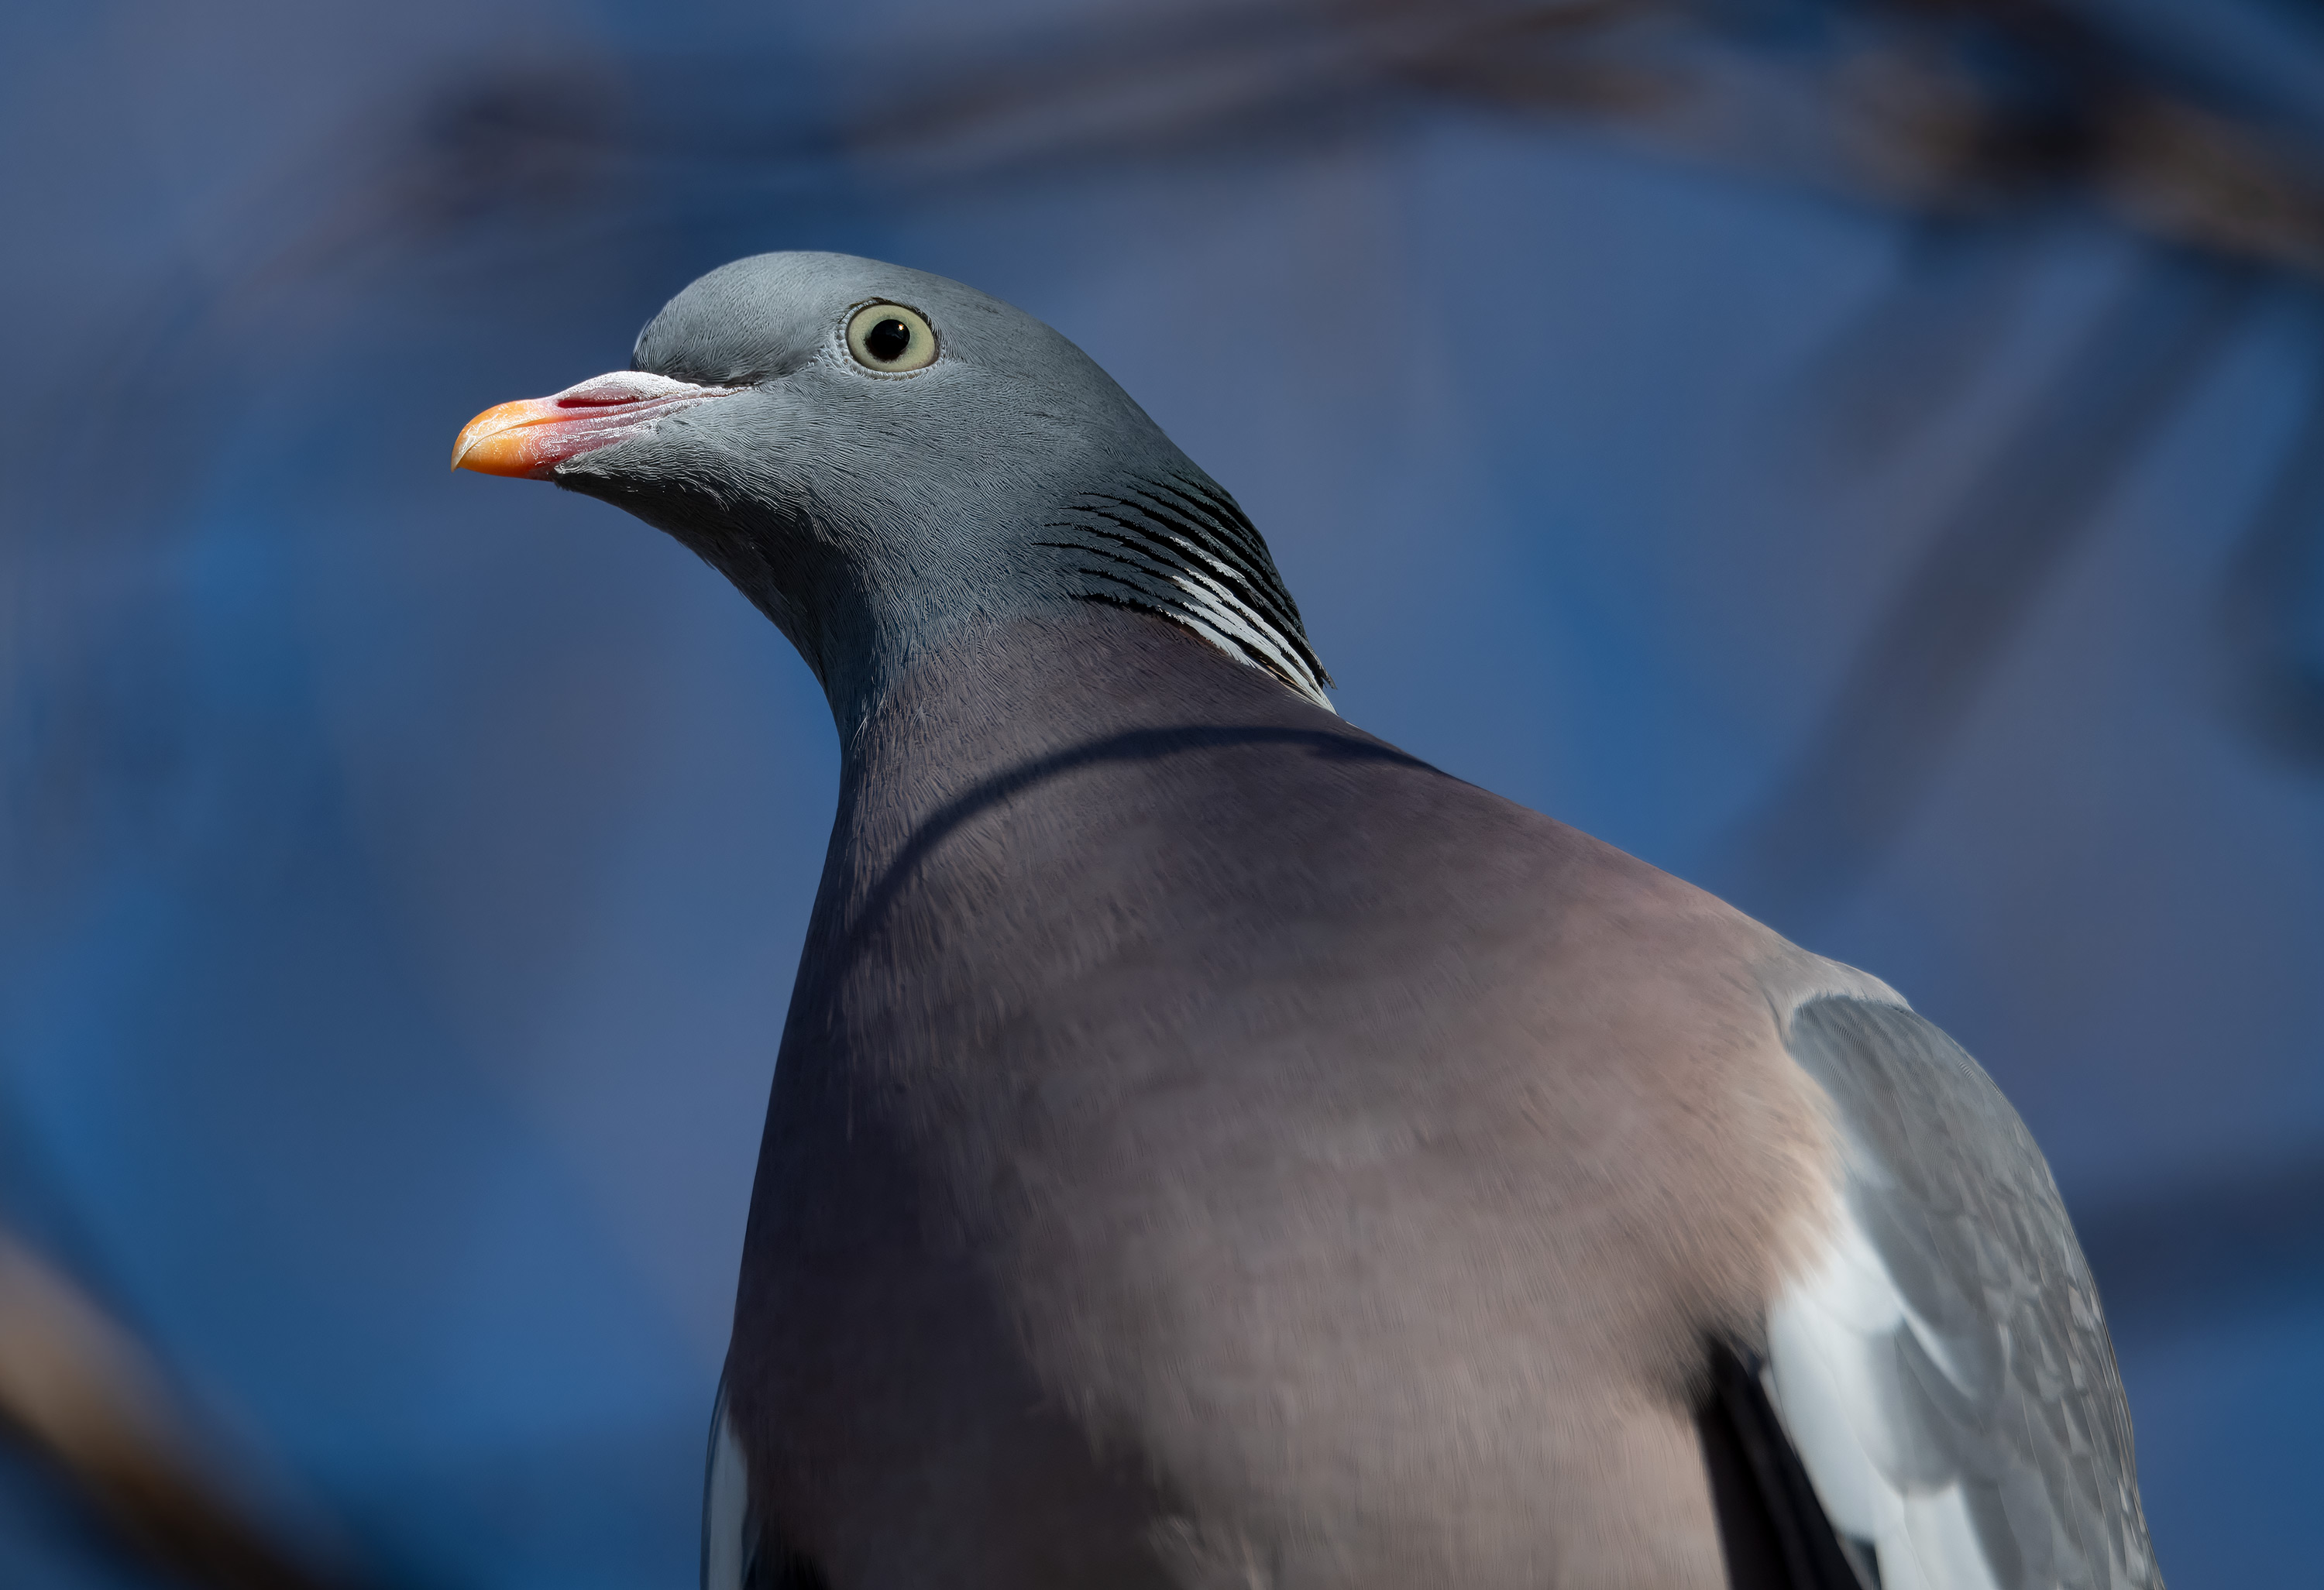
[1036,473,1335,713]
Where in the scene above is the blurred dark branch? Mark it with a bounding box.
[2219,375,2324,767]
[0,1228,357,1590]
[1789,223,2047,461]
[64,0,2324,424]
[2076,1145,2324,1341]
[239,1,2322,276]
[788,0,2324,273]
[1720,253,2257,913]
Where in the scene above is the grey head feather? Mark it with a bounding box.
[549,251,1331,726]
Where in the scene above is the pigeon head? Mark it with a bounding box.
[452,252,1329,723]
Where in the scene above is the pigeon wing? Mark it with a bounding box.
[1759,996,2161,1590]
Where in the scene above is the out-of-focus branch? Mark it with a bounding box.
[287,1,2324,278]
[1369,0,2324,273]
[1718,254,2258,913]
[0,1229,351,1590]
[802,0,2324,275]
[2219,379,2324,768]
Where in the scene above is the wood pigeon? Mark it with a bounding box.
[453,253,2160,1590]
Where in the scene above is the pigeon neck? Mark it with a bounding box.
[802,476,1333,741]
[829,606,1344,802]
[1020,471,1332,716]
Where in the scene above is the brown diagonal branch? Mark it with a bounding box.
[0,1229,356,1590]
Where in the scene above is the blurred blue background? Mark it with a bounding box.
[4,2,2320,1585]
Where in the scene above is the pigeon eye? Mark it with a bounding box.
[846,304,937,373]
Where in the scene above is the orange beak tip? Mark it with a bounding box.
[451,398,564,479]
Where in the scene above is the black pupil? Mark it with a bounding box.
[865,318,913,362]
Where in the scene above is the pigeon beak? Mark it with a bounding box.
[452,370,741,479]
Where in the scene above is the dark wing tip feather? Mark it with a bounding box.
[1699,1340,1875,1590]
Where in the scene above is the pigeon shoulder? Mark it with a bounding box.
[1396,764,1904,1026]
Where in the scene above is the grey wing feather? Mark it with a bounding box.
[1769,996,2161,1590]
